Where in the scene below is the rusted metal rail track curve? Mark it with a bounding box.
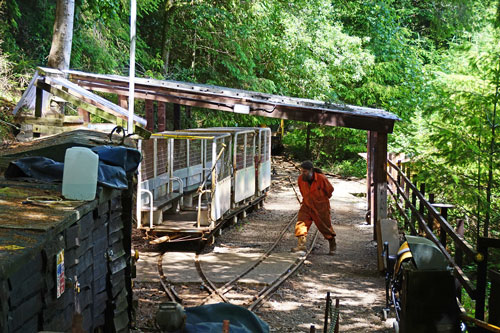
[157,255,182,303]
[247,228,319,311]
[193,177,319,311]
[198,210,299,305]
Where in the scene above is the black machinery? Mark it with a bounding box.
[383,235,460,333]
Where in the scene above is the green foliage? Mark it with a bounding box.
[0,0,498,241]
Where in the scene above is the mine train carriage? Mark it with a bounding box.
[136,127,272,241]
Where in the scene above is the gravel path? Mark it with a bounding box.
[205,157,391,332]
[132,157,393,332]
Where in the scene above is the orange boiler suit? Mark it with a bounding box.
[295,172,336,240]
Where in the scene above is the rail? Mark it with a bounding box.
[386,158,500,322]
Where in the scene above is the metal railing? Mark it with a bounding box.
[386,158,500,321]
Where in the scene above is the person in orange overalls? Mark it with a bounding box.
[291,160,336,254]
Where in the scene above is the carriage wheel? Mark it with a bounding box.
[393,320,399,333]
[382,308,389,321]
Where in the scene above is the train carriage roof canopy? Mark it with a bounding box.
[17,67,401,134]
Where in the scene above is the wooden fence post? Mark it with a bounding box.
[418,183,425,233]
[396,160,401,203]
[455,219,464,301]
[427,193,434,233]
[145,99,154,132]
[489,269,500,326]
[157,102,166,132]
[475,237,488,320]
[411,176,418,236]
[173,103,181,130]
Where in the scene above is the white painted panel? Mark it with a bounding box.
[187,164,203,187]
[258,160,271,191]
[235,167,255,203]
[234,170,246,203]
[211,176,231,220]
[173,168,189,179]
[245,166,256,198]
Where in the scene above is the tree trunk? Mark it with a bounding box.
[160,1,174,76]
[484,57,499,237]
[47,0,75,70]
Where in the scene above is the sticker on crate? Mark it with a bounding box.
[56,249,65,298]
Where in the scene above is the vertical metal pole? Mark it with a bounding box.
[427,193,434,232]
[324,292,330,333]
[334,298,340,333]
[136,139,142,228]
[455,219,465,301]
[418,183,425,233]
[128,0,136,133]
[475,237,488,321]
[396,160,401,203]
[411,176,417,235]
[439,206,449,247]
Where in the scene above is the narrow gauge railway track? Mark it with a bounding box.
[157,177,318,312]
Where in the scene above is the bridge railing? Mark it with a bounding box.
[386,158,500,321]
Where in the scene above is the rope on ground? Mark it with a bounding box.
[328,297,340,333]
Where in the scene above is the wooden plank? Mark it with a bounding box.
[173,104,181,130]
[366,132,373,223]
[20,116,64,126]
[145,99,154,131]
[77,108,90,123]
[73,82,234,113]
[32,124,83,135]
[75,80,396,132]
[386,171,477,296]
[157,102,166,132]
[52,67,400,132]
[46,76,147,126]
[64,68,400,120]
[118,94,128,109]
[35,80,151,138]
[13,70,39,115]
[35,85,43,118]
[371,131,387,271]
[387,160,478,260]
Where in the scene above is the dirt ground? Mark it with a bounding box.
[132,157,393,332]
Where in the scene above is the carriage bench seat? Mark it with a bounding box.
[141,192,183,212]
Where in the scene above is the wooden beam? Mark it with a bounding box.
[366,131,373,223]
[35,85,43,118]
[370,131,388,271]
[46,76,147,126]
[118,94,128,109]
[78,108,90,123]
[66,75,397,132]
[35,80,151,138]
[157,102,166,132]
[75,81,395,132]
[145,99,154,132]
[173,104,181,130]
[32,124,83,135]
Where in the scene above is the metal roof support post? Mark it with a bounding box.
[128,0,136,134]
[370,131,388,271]
[366,131,373,224]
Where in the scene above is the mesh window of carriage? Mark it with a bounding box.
[245,132,255,168]
[189,139,202,166]
[173,139,188,171]
[140,138,169,180]
[215,136,232,181]
[261,130,271,162]
[236,134,246,170]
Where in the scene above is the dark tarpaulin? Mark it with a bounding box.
[4,146,141,190]
[183,303,269,333]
